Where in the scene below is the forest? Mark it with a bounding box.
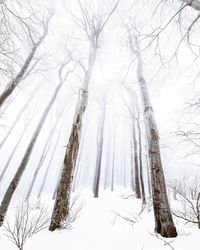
[0,0,200,249]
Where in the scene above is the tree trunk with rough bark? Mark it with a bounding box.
[128,29,177,237]
[49,46,96,231]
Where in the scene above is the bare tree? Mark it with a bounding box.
[0,58,75,226]
[49,0,119,231]
[3,201,50,250]
[169,180,200,228]
[127,26,177,237]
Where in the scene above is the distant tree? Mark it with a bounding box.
[111,130,116,192]
[93,104,106,198]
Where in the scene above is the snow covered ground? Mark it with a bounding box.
[0,190,199,250]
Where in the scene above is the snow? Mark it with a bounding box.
[0,190,199,250]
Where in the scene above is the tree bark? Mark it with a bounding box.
[71,134,85,192]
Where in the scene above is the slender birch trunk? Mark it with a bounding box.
[93,106,105,198]
[0,62,72,226]
[128,29,177,237]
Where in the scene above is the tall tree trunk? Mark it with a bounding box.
[137,118,146,205]
[133,121,141,199]
[93,106,105,198]
[128,29,177,237]
[103,144,111,190]
[49,46,97,231]
[130,133,135,192]
[146,152,151,196]
[122,143,126,189]
[0,62,72,226]
[111,134,115,192]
